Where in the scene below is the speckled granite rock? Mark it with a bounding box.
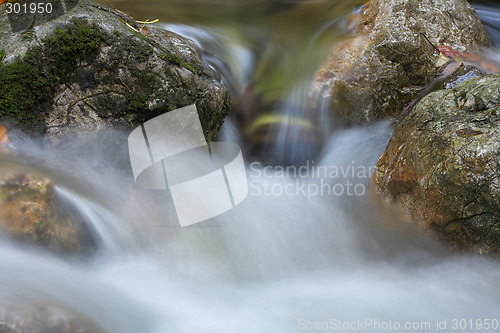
[0,305,104,333]
[373,75,500,254]
[0,0,229,140]
[312,0,492,123]
[0,166,96,255]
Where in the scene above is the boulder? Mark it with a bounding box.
[373,75,500,254]
[312,0,492,123]
[0,305,104,333]
[0,170,96,255]
[433,64,484,91]
[0,323,17,333]
[0,0,229,140]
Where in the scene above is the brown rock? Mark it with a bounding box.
[0,171,96,255]
[312,0,492,123]
[373,75,500,255]
[0,126,9,150]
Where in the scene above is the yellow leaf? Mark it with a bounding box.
[436,53,450,68]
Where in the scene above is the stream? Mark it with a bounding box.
[1,1,500,332]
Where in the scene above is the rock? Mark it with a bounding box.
[373,75,500,254]
[0,305,104,333]
[0,322,17,333]
[0,0,229,140]
[434,64,484,90]
[0,126,9,150]
[0,170,96,255]
[312,0,492,123]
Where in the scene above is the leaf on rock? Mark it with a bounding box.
[437,46,461,59]
[139,26,149,36]
[456,128,484,138]
[437,46,500,74]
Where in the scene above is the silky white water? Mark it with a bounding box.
[0,120,499,332]
[1,0,500,331]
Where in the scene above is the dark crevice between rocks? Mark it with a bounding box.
[441,212,500,254]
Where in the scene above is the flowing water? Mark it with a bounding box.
[1,1,500,332]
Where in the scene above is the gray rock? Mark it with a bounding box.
[312,0,492,123]
[0,0,229,140]
[0,306,104,333]
[373,75,500,255]
[439,65,484,90]
[0,322,18,333]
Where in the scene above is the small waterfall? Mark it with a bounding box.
[1,1,500,332]
[2,123,500,332]
[164,1,362,165]
[54,186,127,251]
[473,1,500,47]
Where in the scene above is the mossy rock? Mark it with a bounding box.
[373,75,500,255]
[312,0,491,123]
[0,0,230,140]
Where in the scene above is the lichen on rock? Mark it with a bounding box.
[373,75,500,254]
[0,1,230,140]
[312,0,492,123]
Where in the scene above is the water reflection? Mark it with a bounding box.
[100,0,365,165]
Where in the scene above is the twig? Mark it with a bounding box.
[122,19,140,33]
[420,32,452,59]
[105,0,133,18]
[136,19,159,24]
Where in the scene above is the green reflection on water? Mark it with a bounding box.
[99,0,363,97]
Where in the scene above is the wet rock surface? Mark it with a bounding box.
[373,75,500,254]
[0,0,229,140]
[312,0,492,123]
[0,305,104,333]
[0,168,96,255]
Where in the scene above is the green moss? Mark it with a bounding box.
[0,49,5,61]
[136,70,159,92]
[163,53,197,75]
[122,68,161,118]
[0,53,53,130]
[124,93,149,113]
[0,18,105,132]
[115,38,153,63]
[131,29,150,42]
[44,18,105,80]
[34,220,46,241]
